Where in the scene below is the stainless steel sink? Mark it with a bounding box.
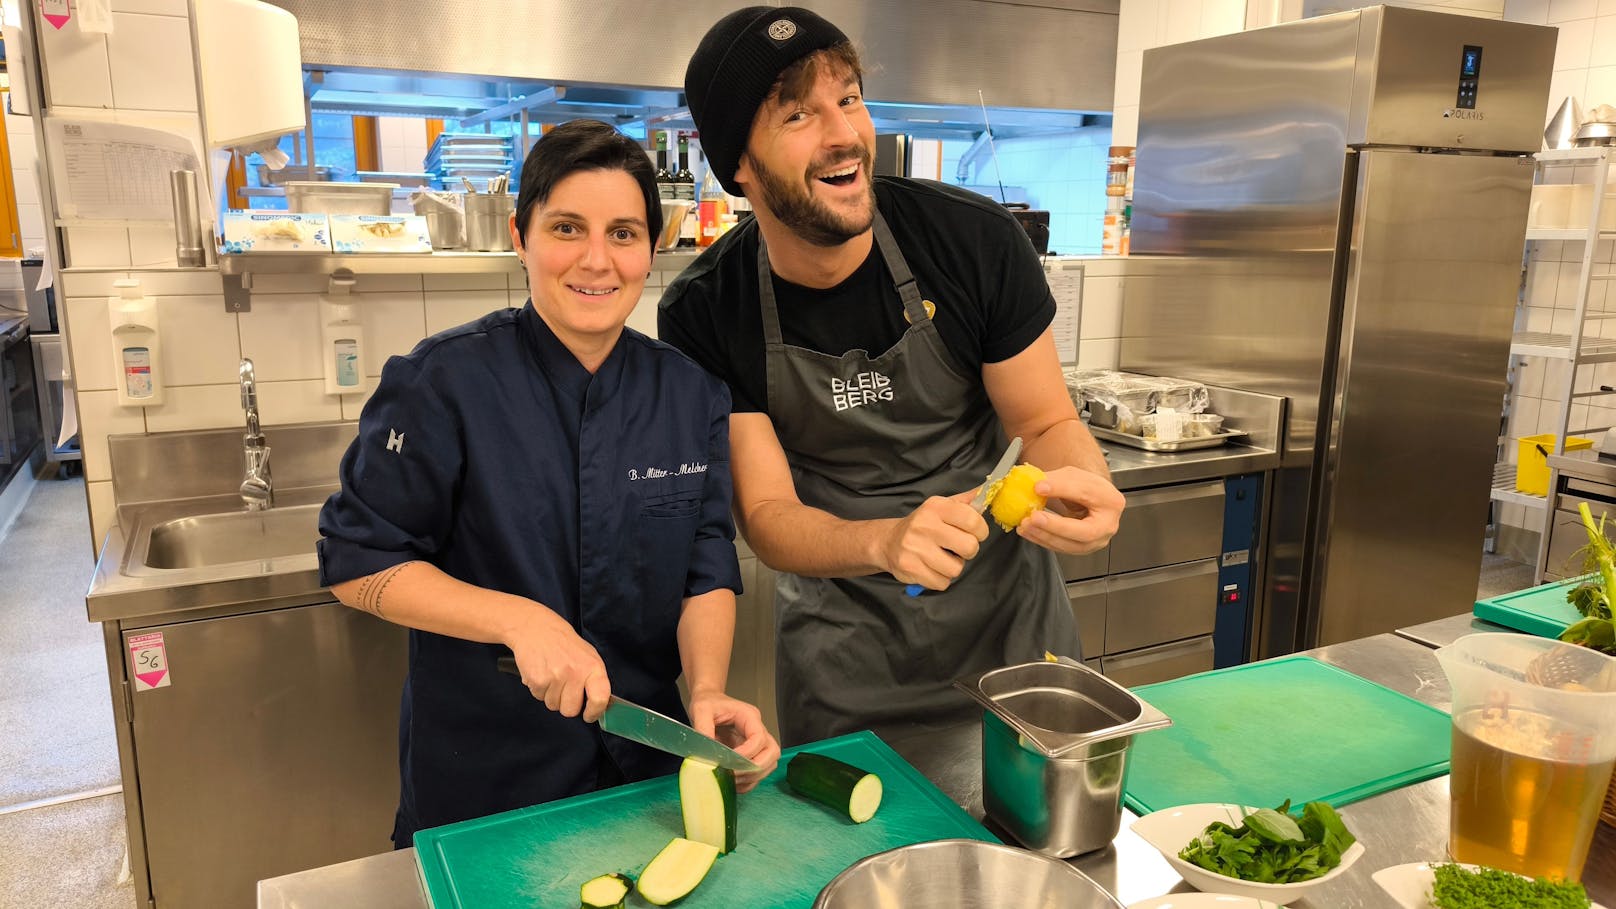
[139,504,322,570]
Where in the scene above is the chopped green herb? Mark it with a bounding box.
[1177,801,1356,884]
[1562,503,1616,654]
[1430,863,1590,908]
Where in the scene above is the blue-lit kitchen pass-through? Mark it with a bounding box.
[1456,44,1482,110]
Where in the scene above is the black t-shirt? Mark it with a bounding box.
[657,177,1055,414]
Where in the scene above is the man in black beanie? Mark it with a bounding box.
[660,6,1124,747]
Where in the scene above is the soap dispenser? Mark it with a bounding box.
[320,273,365,396]
[108,279,163,407]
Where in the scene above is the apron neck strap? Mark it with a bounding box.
[756,208,932,347]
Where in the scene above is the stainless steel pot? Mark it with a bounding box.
[812,839,1125,909]
[956,659,1172,858]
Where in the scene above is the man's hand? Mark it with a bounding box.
[687,689,782,793]
[880,491,990,592]
[504,606,613,722]
[1013,466,1124,555]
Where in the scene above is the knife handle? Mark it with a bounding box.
[495,654,519,675]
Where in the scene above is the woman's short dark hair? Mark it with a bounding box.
[513,119,662,251]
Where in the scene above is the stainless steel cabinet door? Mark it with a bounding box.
[1065,578,1106,660]
[124,603,406,909]
[1104,559,1220,654]
[1108,481,1224,575]
[1102,637,1216,687]
[1312,150,1532,646]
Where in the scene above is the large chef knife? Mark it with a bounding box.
[495,655,761,772]
[904,436,1025,597]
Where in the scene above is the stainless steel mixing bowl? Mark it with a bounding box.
[811,838,1126,909]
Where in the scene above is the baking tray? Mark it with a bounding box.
[413,730,995,909]
[1088,423,1246,452]
[1121,656,1452,815]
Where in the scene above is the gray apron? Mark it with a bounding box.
[759,211,1079,747]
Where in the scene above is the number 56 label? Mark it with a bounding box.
[128,632,171,692]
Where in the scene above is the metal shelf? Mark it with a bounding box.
[1525,228,1616,241]
[1490,462,1547,509]
[219,251,523,277]
[1508,332,1616,362]
[1536,148,1614,165]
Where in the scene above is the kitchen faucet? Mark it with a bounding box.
[240,358,273,510]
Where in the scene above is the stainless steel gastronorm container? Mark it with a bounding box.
[812,838,1126,909]
[284,181,396,216]
[957,660,1172,858]
[464,193,515,252]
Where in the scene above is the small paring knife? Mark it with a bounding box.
[904,436,1025,597]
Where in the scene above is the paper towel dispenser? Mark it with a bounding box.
[195,0,305,164]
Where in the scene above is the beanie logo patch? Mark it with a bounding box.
[767,18,798,42]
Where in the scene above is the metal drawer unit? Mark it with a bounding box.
[1061,478,1249,687]
[1546,479,1616,579]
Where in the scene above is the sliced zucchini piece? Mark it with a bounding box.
[679,756,737,853]
[636,837,720,906]
[579,871,632,909]
[786,752,883,823]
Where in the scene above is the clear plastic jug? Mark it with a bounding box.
[1435,632,1616,882]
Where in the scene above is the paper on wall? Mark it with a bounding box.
[1046,264,1083,367]
[76,0,111,33]
[44,118,208,223]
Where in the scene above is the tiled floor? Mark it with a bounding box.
[0,476,133,909]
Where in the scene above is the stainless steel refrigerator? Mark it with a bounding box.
[1124,7,1555,652]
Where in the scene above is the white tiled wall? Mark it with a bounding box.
[377,117,429,175]
[6,108,47,255]
[1111,0,1250,145]
[1497,0,1616,533]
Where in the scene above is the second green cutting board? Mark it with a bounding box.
[1121,656,1451,814]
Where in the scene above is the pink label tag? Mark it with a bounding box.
[41,0,69,29]
[128,631,171,691]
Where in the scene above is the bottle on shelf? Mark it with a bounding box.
[654,131,675,202]
[698,163,728,248]
[675,132,697,248]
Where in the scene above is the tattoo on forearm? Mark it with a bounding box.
[355,562,414,617]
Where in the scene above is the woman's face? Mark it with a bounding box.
[511,168,653,362]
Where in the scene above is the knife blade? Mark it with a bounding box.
[495,655,761,772]
[969,436,1024,513]
[903,436,1025,596]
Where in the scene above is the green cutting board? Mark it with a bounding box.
[1121,656,1451,815]
[413,730,995,909]
[1473,575,1589,638]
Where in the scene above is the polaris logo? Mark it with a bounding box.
[1444,109,1485,121]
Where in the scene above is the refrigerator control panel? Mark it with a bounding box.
[1456,45,1482,110]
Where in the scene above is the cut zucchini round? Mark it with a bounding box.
[679,756,738,853]
[786,753,883,823]
[579,871,631,908]
[636,837,720,906]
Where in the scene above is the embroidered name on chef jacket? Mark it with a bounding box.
[628,462,708,481]
[831,370,894,412]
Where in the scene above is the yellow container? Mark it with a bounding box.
[1516,434,1594,496]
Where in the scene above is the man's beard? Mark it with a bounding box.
[750,146,876,248]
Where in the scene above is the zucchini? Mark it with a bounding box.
[636,837,720,906]
[579,871,632,909]
[786,753,883,823]
[679,756,737,853]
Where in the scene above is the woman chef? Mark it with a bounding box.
[317,119,780,848]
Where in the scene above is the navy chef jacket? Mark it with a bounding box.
[317,302,742,845]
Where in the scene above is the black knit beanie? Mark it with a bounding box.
[684,6,851,196]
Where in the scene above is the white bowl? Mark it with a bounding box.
[1129,803,1364,904]
[1128,895,1292,909]
[1371,861,1608,909]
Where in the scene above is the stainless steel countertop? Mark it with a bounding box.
[262,630,1616,908]
[1394,612,1510,649]
[1102,439,1280,491]
[1548,452,1616,488]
